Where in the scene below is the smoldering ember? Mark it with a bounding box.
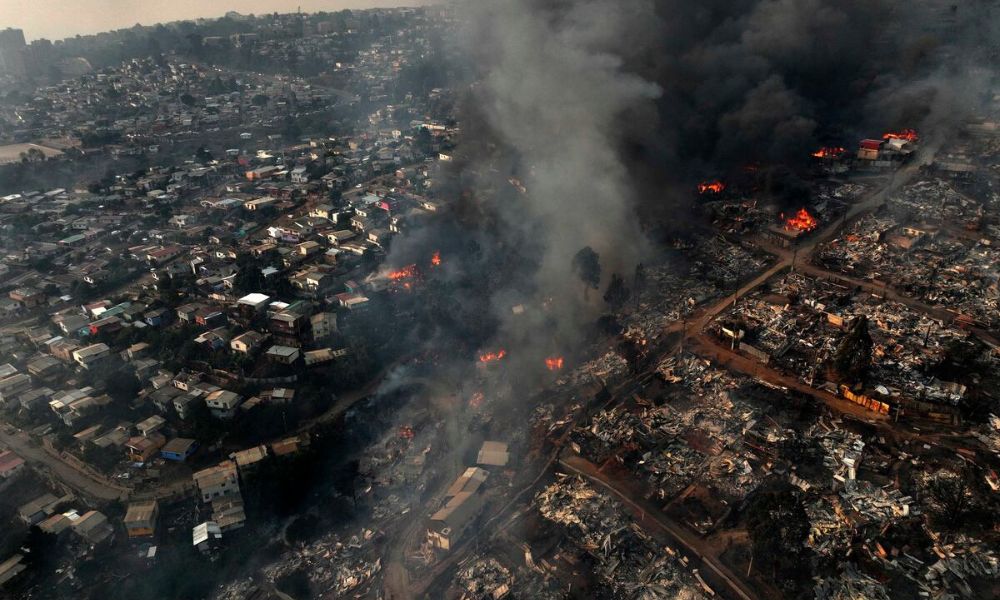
[1,1,1000,599]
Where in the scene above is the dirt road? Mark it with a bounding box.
[675,167,937,423]
[687,334,887,423]
[688,166,920,336]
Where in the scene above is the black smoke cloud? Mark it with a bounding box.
[342,1,997,565]
[388,0,997,371]
[610,0,995,175]
[455,0,994,284]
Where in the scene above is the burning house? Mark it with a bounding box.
[697,180,726,195]
[858,139,884,161]
[784,208,819,232]
[761,208,819,247]
[812,146,846,159]
[478,349,507,366]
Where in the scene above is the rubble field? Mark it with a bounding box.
[814,178,1000,330]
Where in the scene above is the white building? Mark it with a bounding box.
[72,343,111,369]
[205,389,243,419]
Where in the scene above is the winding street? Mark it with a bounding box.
[0,426,128,501]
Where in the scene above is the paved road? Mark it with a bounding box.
[0,428,128,501]
[295,355,417,434]
[4,356,410,506]
[560,453,757,600]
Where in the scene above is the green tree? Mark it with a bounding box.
[195,145,213,163]
[100,366,142,403]
[571,246,601,300]
[415,127,433,155]
[926,472,974,531]
[603,273,630,309]
[834,315,873,383]
[745,483,812,594]
[282,116,302,140]
[233,254,265,294]
[633,262,646,308]
[19,147,45,163]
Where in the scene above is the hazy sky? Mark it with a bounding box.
[1,0,429,41]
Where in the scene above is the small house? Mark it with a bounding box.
[161,438,199,462]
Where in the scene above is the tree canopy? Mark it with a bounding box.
[745,483,812,594]
[834,315,873,383]
[233,253,265,294]
[603,273,630,309]
[572,246,601,298]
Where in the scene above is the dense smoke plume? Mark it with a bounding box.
[463,0,663,342]
[386,0,997,374]
[446,0,996,322]
[353,1,998,578]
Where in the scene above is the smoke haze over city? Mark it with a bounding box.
[0,2,999,600]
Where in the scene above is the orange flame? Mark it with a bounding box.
[388,264,418,280]
[784,208,818,232]
[478,350,507,363]
[811,146,845,158]
[698,180,725,194]
[545,357,564,371]
[431,251,441,267]
[469,391,484,408]
[883,129,918,142]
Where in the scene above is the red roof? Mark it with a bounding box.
[0,450,25,474]
[860,139,884,150]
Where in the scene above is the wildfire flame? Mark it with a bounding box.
[545,357,564,371]
[811,146,845,158]
[698,180,725,194]
[388,264,418,281]
[883,129,918,142]
[478,350,507,363]
[431,251,441,267]
[784,208,818,232]
[469,391,484,409]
